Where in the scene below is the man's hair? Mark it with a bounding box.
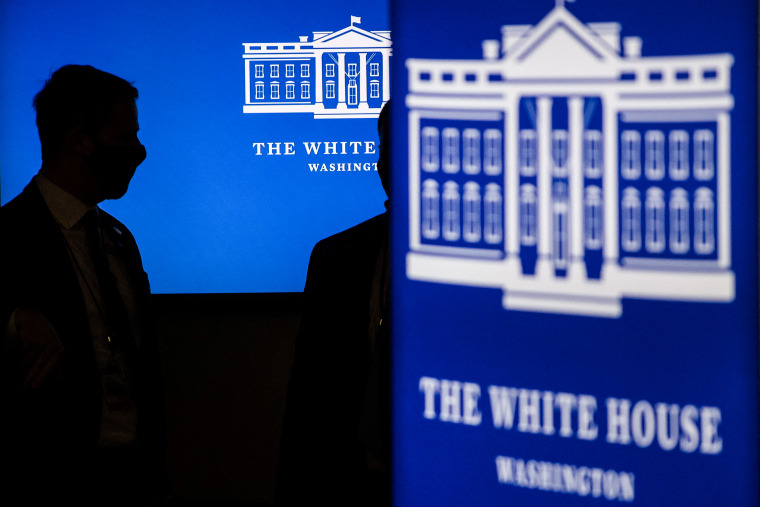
[33,64,138,160]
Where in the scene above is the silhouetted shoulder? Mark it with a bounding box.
[310,212,388,260]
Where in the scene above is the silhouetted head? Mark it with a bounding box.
[34,64,146,201]
[34,64,138,161]
[377,99,391,200]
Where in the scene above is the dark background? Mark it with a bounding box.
[155,293,302,505]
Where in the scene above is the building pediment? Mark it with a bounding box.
[505,6,620,78]
[314,26,391,49]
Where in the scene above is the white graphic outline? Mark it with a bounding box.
[243,16,391,119]
[405,4,735,318]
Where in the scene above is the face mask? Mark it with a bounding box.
[90,142,147,200]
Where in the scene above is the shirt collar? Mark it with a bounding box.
[35,173,97,230]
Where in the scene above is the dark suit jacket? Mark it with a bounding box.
[0,181,166,501]
[276,211,391,506]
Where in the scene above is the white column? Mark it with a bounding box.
[536,96,553,278]
[568,96,586,280]
[382,51,391,101]
[506,94,521,274]
[244,60,251,105]
[601,91,619,279]
[337,52,347,109]
[359,52,368,109]
[315,53,323,106]
[717,111,731,269]
[409,110,422,250]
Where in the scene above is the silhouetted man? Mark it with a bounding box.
[0,64,167,503]
[276,100,392,506]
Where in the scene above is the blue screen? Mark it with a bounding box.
[390,0,758,504]
[0,0,391,293]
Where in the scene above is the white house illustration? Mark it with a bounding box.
[243,16,391,119]
[405,4,735,317]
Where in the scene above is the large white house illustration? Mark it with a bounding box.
[405,4,735,317]
[242,16,391,119]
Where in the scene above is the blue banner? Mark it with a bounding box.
[0,0,390,293]
[390,0,758,504]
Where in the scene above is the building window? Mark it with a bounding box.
[255,82,264,100]
[255,64,264,78]
[621,187,642,252]
[270,82,279,100]
[584,130,603,179]
[552,130,569,177]
[621,130,641,180]
[484,129,502,176]
[645,130,665,180]
[301,82,310,99]
[520,184,537,246]
[326,81,335,99]
[421,127,439,172]
[301,64,310,77]
[484,183,503,244]
[552,182,569,269]
[669,130,689,181]
[694,187,715,254]
[422,180,440,240]
[463,128,480,175]
[463,182,481,243]
[442,128,460,174]
[370,62,380,76]
[286,82,295,99]
[286,64,294,78]
[520,129,537,177]
[669,188,690,254]
[348,63,357,77]
[694,129,715,180]
[442,181,461,241]
[348,79,357,105]
[326,63,335,77]
[370,81,379,99]
[645,187,666,253]
[270,64,279,78]
[585,186,603,250]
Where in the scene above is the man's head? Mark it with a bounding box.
[377,99,391,200]
[34,64,146,201]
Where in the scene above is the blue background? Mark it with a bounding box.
[0,0,390,293]
[390,0,758,505]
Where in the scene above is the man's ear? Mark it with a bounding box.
[69,125,96,157]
